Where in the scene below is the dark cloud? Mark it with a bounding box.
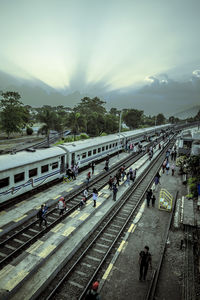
[0,70,200,117]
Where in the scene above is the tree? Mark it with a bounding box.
[0,91,30,138]
[156,113,165,125]
[66,112,83,140]
[109,108,120,116]
[37,107,58,147]
[123,109,143,129]
[75,97,106,115]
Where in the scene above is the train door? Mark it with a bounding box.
[60,155,65,173]
[72,152,75,167]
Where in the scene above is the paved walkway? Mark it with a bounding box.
[99,162,185,300]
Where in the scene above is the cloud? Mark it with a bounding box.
[192,69,200,78]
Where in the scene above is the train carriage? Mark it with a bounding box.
[0,147,67,203]
[0,124,173,204]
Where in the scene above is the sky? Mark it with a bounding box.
[0,0,200,115]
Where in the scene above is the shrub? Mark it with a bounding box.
[26,127,33,135]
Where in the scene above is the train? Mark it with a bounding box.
[0,124,173,204]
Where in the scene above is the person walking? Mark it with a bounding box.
[91,161,95,175]
[139,246,152,281]
[154,172,161,191]
[79,197,87,210]
[125,172,130,186]
[83,187,89,200]
[166,161,170,175]
[92,188,98,207]
[86,171,91,186]
[104,160,109,172]
[85,281,101,300]
[171,163,175,176]
[58,197,66,216]
[116,172,121,187]
[108,176,113,190]
[151,195,156,207]
[146,189,152,207]
[38,204,47,227]
[162,160,167,173]
[113,184,118,201]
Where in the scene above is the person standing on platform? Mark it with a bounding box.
[91,161,95,175]
[86,171,91,186]
[151,195,156,207]
[92,188,98,207]
[108,176,113,190]
[139,246,152,281]
[171,163,175,176]
[166,161,170,175]
[113,184,118,201]
[146,189,153,207]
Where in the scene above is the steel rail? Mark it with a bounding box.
[0,138,160,268]
[43,137,175,300]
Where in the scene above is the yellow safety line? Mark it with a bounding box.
[4,270,29,291]
[102,263,113,280]
[79,213,90,221]
[13,215,27,222]
[117,240,125,252]
[38,244,56,258]
[53,195,61,200]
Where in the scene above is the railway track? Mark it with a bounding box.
[35,138,175,300]
[182,225,195,300]
[0,138,163,269]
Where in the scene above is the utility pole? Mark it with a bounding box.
[118,110,123,157]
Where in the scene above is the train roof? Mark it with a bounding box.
[60,124,171,153]
[0,147,66,172]
[60,133,121,152]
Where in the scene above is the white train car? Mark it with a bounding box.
[0,147,66,203]
[0,124,172,204]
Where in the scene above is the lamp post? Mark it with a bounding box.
[118,110,123,157]
[154,115,157,134]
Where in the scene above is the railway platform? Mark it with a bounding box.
[99,163,187,300]
[0,141,163,300]
[0,150,130,236]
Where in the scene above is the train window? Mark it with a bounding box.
[115,143,117,146]
[29,168,37,178]
[82,152,86,159]
[102,146,105,151]
[106,145,108,150]
[109,144,111,149]
[93,149,96,155]
[41,165,49,173]
[0,177,9,188]
[52,162,58,169]
[14,172,25,183]
[88,151,92,157]
[98,148,101,153]
[113,143,115,147]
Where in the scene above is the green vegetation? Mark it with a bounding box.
[176,155,200,198]
[1,90,199,141]
[26,126,33,135]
